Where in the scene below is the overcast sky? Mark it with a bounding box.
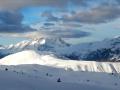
[0,0,120,45]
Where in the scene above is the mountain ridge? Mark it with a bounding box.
[0,36,120,61]
[0,50,120,73]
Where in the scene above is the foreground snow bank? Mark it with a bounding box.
[0,50,120,90]
[0,50,120,73]
[0,65,116,90]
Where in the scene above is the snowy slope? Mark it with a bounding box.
[0,65,117,90]
[0,50,120,90]
[1,50,120,73]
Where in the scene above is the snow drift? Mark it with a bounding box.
[0,50,120,73]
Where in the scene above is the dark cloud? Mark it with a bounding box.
[116,0,120,4]
[32,21,89,38]
[43,22,55,27]
[1,0,116,11]
[0,24,35,33]
[42,5,120,24]
[0,0,120,38]
[0,0,89,10]
[62,5,120,24]
[1,0,120,25]
[49,30,90,38]
[0,11,23,25]
[41,12,59,22]
[37,29,90,38]
[59,23,82,28]
[0,11,35,33]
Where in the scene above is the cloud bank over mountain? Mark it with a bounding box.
[0,0,120,39]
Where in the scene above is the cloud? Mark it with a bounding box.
[58,22,82,29]
[1,0,118,11]
[0,24,35,33]
[1,0,120,25]
[62,5,120,24]
[42,5,120,24]
[0,11,35,33]
[1,0,120,24]
[31,21,89,38]
[116,0,120,4]
[0,0,89,10]
[0,29,90,39]
[46,30,90,38]
[0,0,120,39]
[26,30,90,39]
[0,11,23,25]
[41,11,60,22]
[43,22,55,27]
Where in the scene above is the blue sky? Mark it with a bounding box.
[0,0,120,45]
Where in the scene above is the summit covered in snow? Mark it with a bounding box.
[0,36,120,62]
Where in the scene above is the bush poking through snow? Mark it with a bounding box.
[57,78,61,82]
[5,68,8,71]
[87,80,90,82]
[46,73,49,76]
[114,83,118,86]
[46,73,53,77]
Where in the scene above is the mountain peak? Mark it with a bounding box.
[5,37,70,54]
[113,35,120,39]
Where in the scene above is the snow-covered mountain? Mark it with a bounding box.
[58,36,120,61]
[1,50,120,73]
[0,36,120,61]
[6,37,70,52]
[0,37,120,90]
[0,37,70,58]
